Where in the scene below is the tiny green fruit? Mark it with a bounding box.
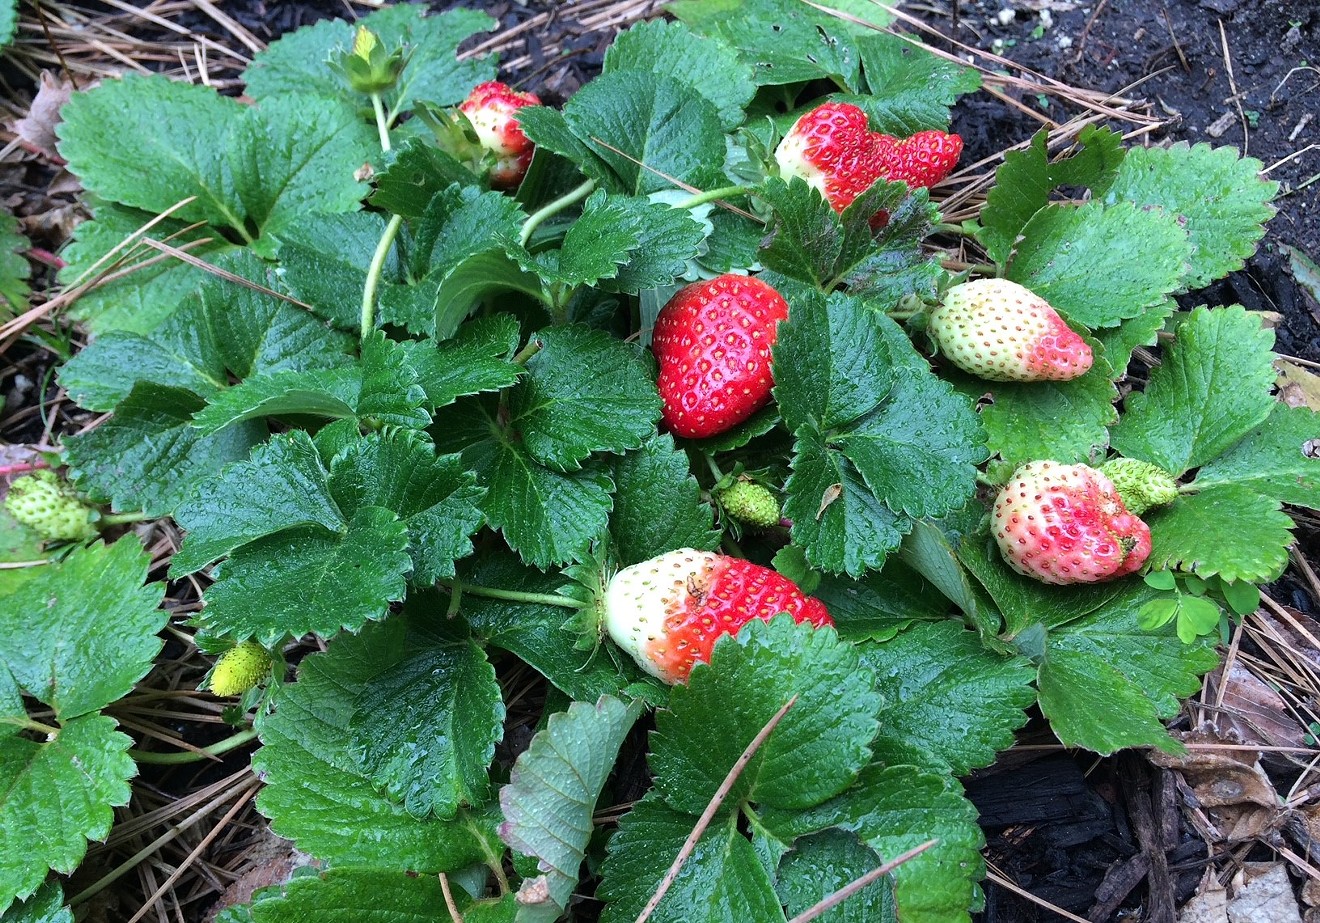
[716,480,781,529]
[4,470,97,542]
[209,641,274,697]
[1099,457,1179,517]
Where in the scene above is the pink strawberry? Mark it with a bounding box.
[603,549,833,684]
[652,274,789,439]
[993,461,1151,585]
[458,81,541,189]
[928,278,1093,382]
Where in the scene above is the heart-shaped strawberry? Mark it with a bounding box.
[652,274,790,439]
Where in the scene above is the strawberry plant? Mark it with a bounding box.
[0,0,1314,920]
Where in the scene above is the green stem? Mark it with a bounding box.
[674,185,753,210]
[129,728,259,765]
[361,213,404,339]
[99,511,148,526]
[519,179,596,247]
[964,262,999,276]
[511,338,544,366]
[887,309,920,321]
[436,581,582,609]
[2,715,59,736]
[371,92,392,152]
[934,222,971,236]
[704,454,725,483]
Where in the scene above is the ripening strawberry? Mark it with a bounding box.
[652,274,789,439]
[458,81,541,189]
[928,278,1094,382]
[993,461,1152,585]
[879,130,965,190]
[604,549,832,684]
[208,640,273,697]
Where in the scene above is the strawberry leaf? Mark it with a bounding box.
[815,560,952,641]
[500,696,642,922]
[198,506,410,645]
[898,519,1003,639]
[517,107,620,191]
[5,882,71,923]
[0,540,165,719]
[370,137,474,219]
[400,315,522,409]
[611,433,720,566]
[0,716,135,914]
[1103,142,1278,290]
[854,32,982,134]
[775,830,897,923]
[244,869,505,923]
[65,383,263,518]
[978,126,1125,266]
[348,619,503,819]
[597,793,786,923]
[1195,403,1320,508]
[604,20,754,131]
[253,619,502,870]
[1093,298,1175,373]
[277,212,395,330]
[651,616,882,814]
[1007,200,1191,328]
[559,71,726,195]
[0,207,30,319]
[761,764,985,923]
[1037,582,1219,754]
[1144,485,1295,582]
[858,621,1036,775]
[243,5,496,116]
[509,325,661,471]
[1112,306,1277,474]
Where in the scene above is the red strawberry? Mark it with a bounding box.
[993,461,1151,585]
[652,274,789,439]
[878,130,963,190]
[928,278,1093,382]
[458,81,541,189]
[604,548,833,684]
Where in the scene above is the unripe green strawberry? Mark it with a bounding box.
[1099,458,1178,516]
[716,480,781,529]
[929,278,1093,382]
[208,641,273,697]
[4,470,97,542]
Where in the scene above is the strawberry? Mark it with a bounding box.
[652,274,789,439]
[458,81,541,189]
[1098,457,1179,517]
[604,548,832,684]
[716,480,781,529]
[928,278,1094,382]
[774,102,963,213]
[5,470,97,542]
[993,460,1152,585]
[208,640,273,697]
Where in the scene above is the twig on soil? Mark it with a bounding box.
[1217,20,1248,154]
[985,862,1091,923]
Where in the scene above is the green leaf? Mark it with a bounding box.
[855,33,981,134]
[814,560,951,642]
[499,696,642,923]
[1112,306,1277,474]
[858,621,1035,774]
[973,364,1118,468]
[1006,201,1191,328]
[198,507,411,645]
[597,793,786,923]
[5,882,73,923]
[611,433,720,566]
[348,621,503,819]
[246,869,475,923]
[1145,485,1294,583]
[898,519,1001,637]
[370,138,475,219]
[0,540,165,719]
[517,107,619,190]
[978,126,1125,266]
[510,325,661,471]
[172,431,344,577]
[1093,299,1175,375]
[776,830,897,923]
[60,253,353,412]
[244,5,496,115]
[763,764,984,923]
[276,212,390,330]
[0,716,135,914]
[773,286,894,433]
[651,616,881,813]
[254,620,501,870]
[428,251,546,341]
[560,71,726,195]
[1038,582,1219,754]
[327,432,485,584]
[65,383,264,518]
[671,0,892,87]
[594,196,708,295]
[0,0,17,49]
[784,425,907,576]
[1195,403,1320,508]
[604,20,755,131]
[413,184,526,280]
[1103,142,1278,289]
[401,315,522,410]
[0,208,30,318]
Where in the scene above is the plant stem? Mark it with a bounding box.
[2,715,59,736]
[519,178,596,247]
[436,581,581,609]
[703,454,725,483]
[674,185,753,210]
[129,727,259,765]
[511,338,544,366]
[935,222,971,236]
[99,511,149,526]
[371,92,392,152]
[887,308,921,320]
[361,213,404,339]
